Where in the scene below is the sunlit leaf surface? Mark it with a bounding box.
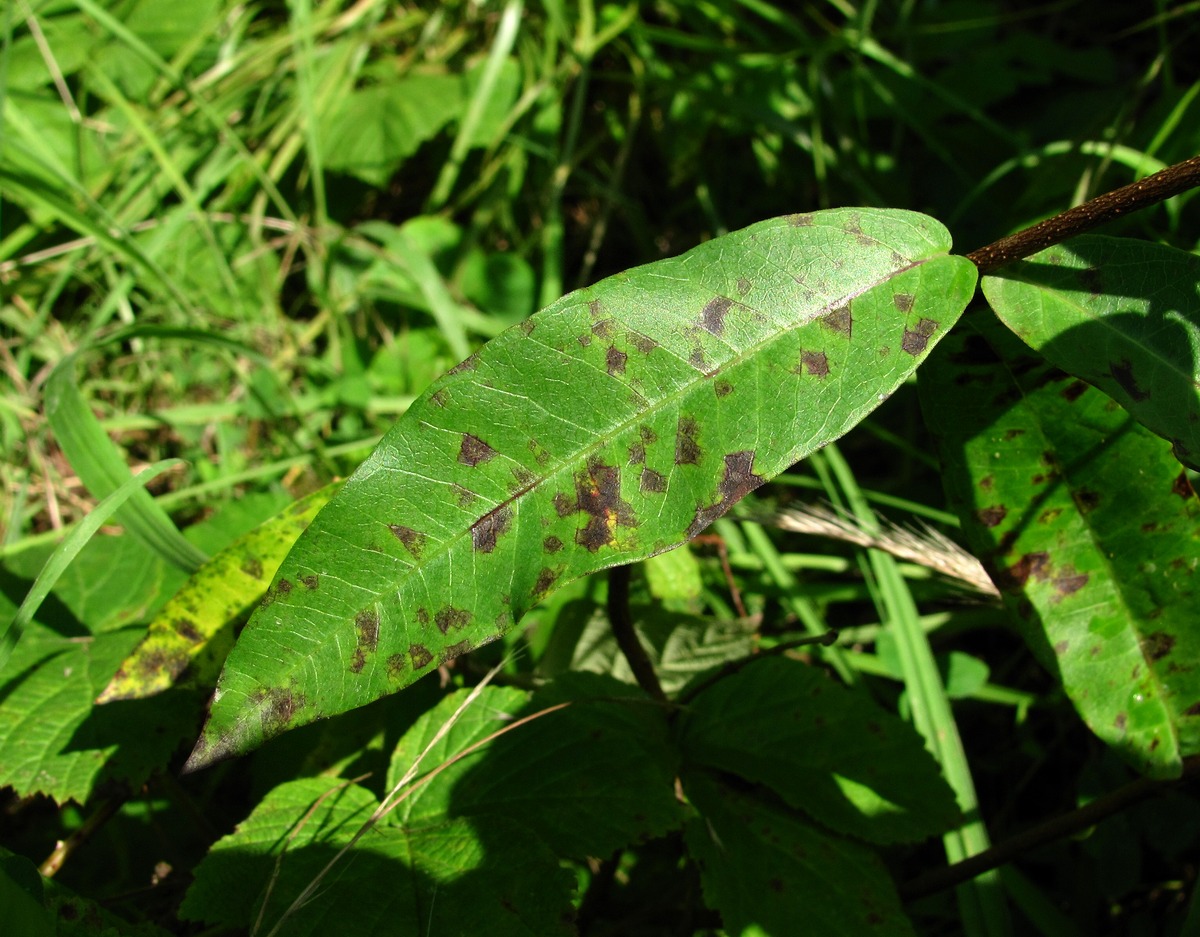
[188,209,977,768]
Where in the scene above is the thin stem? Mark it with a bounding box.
[901,755,1200,900]
[40,794,128,877]
[607,565,667,703]
[967,154,1200,274]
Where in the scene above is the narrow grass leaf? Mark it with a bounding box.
[97,483,342,703]
[188,208,977,768]
[0,459,183,674]
[984,235,1200,470]
[922,321,1200,779]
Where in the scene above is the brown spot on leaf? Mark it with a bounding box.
[409,644,433,669]
[1002,428,1025,441]
[640,425,658,445]
[471,504,512,553]
[543,535,563,553]
[689,346,709,371]
[300,574,319,590]
[640,468,667,493]
[1115,712,1128,731]
[258,686,304,732]
[1073,489,1101,514]
[435,606,472,634]
[389,524,426,559]
[573,457,638,552]
[429,388,449,408]
[1052,570,1089,601]
[356,610,380,653]
[1172,471,1194,498]
[628,443,646,465]
[453,484,478,508]
[901,318,938,355]
[1184,703,1200,717]
[387,654,406,681]
[715,379,733,398]
[459,433,498,466]
[893,293,915,312]
[440,640,473,664]
[1039,508,1062,524]
[241,556,264,579]
[533,566,559,597]
[820,305,853,337]
[606,345,628,376]
[277,578,293,595]
[736,277,752,295]
[592,318,616,339]
[416,607,430,625]
[1061,380,1088,402]
[628,330,658,354]
[1005,552,1050,588]
[800,351,829,378]
[686,451,765,538]
[788,213,813,226]
[1109,359,1150,402]
[448,352,480,375]
[1143,632,1175,662]
[588,298,603,317]
[701,296,733,335]
[349,648,366,673]
[675,416,702,465]
[979,475,994,490]
[553,491,576,516]
[1054,640,1069,654]
[577,333,592,348]
[977,505,1007,528]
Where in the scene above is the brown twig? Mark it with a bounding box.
[607,565,668,704]
[40,794,128,877]
[901,754,1200,900]
[966,154,1200,274]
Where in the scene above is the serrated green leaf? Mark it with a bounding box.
[921,321,1200,778]
[677,657,959,843]
[181,777,574,937]
[683,771,918,937]
[189,208,977,768]
[0,624,197,802]
[983,235,1200,470]
[97,483,342,703]
[387,673,683,856]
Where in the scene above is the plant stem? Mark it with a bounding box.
[967,153,1200,273]
[607,565,667,703]
[901,755,1200,900]
[40,794,128,877]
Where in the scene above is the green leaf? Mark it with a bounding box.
[323,74,462,186]
[1,459,185,674]
[0,623,197,802]
[683,771,918,937]
[677,657,959,843]
[188,208,977,768]
[921,321,1200,778]
[97,483,342,703]
[387,673,683,856]
[983,235,1200,470]
[181,777,574,937]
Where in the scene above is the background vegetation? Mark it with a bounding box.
[2,1,1199,935]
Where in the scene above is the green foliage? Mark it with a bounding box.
[3,2,1200,936]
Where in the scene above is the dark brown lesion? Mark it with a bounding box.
[606,345,628,376]
[893,293,915,312]
[447,352,480,375]
[798,351,829,378]
[533,566,560,597]
[675,416,702,465]
[686,450,765,538]
[700,296,733,335]
[820,305,853,337]
[901,318,939,355]
[458,433,498,466]
[471,504,512,552]
[714,379,733,398]
[435,606,473,634]
[640,468,667,493]
[409,644,433,669]
[543,535,563,553]
[388,524,426,559]
[355,610,380,653]
[573,457,638,552]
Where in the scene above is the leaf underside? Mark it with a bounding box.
[923,321,1200,778]
[982,235,1200,470]
[187,208,977,769]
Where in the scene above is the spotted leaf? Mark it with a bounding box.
[922,320,1200,779]
[983,235,1200,470]
[187,209,977,769]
